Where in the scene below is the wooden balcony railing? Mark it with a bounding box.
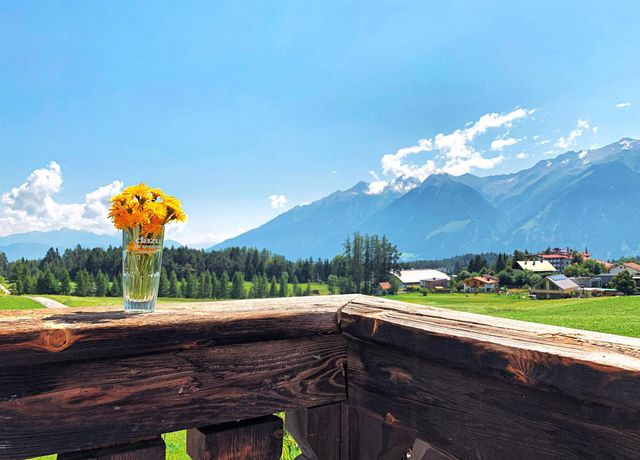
[1,295,640,459]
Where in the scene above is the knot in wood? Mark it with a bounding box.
[385,412,400,425]
[48,329,68,349]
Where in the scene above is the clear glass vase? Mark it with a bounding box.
[122,226,164,313]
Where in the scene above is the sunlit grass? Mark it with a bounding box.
[387,292,640,338]
[0,296,44,309]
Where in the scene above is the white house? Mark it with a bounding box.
[391,269,450,289]
[516,260,557,273]
[609,262,640,276]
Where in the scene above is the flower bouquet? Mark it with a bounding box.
[109,184,186,312]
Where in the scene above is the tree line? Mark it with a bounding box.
[0,233,400,298]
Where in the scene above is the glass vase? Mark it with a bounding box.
[122,226,164,313]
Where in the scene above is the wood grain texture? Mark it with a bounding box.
[347,340,640,459]
[344,404,415,460]
[0,295,354,367]
[409,440,456,460]
[57,437,166,460]
[187,415,283,460]
[285,403,343,460]
[0,335,346,459]
[341,297,640,407]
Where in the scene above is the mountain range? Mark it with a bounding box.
[214,138,640,260]
[2,138,638,262]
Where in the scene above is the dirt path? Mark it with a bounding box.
[26,296,69,308]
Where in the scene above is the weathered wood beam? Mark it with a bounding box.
[57,437,165,460]
[347,340,640,459]
[285,403,343,460]
[409,439,456,460]
[187,415,283,460]
[0,295,353,367]
[341,296,640,407]
[0,335,347,459]
[344,404,415,460]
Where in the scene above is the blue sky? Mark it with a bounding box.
[1,1,639,246]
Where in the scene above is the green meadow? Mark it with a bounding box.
[386,292,640,338]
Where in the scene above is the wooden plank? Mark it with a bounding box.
[58,437,165,460]
[341,297,640,407]
[409,439,456,460]
[0,295,353,367]
[285,403,342,460]
[347,340,640,459]
[187,415,283,460]
[0,335,347,459]
[344,404,415,460]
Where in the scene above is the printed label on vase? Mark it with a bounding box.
[127,237,162,254]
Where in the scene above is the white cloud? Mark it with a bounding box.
[516,152,529,160]
[490,137,519,151]
[543,150,555,155]
[0,162,123,237]
[616,102,631,108]
[269,194,287,209]
[367,108,533,194]
[555,119,590,150]
[536,139,551,145]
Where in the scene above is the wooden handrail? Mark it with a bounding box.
[1,295,639,459]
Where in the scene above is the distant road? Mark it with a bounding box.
[26,296,69,309]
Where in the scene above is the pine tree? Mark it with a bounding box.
[292,275,301,296]
[169,271,180,298]
[198,271,212,298]
[36,269,60,294]
[184,273,199,298]
[95,271,109,297]
[269,276,278,297]
[231,272,245,299]
[0,251,8,277]
[75,269,89,297]
[211,272,219,299]
[109,275,122,297]
[59,269,72,295]
[219,271,230,299]
[159,269,170,297]
[278,272,289,297]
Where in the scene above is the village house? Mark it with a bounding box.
[540,253,573,272]
[530,274,579,299]
[516,260,557,274]
[568,276,595,288]
[391,269,450,290]
[537,248,591,272]
[462,275,499,293]
[591,273,617,288]
[609,262,640,276]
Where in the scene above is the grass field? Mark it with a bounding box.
[43,295,220,307]
[386,292,640,338]
[0,296,43,309]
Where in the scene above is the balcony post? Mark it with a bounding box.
[285,402,344,460]
[187,415,283,460]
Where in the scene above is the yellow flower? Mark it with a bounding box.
[108,184,186,231]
